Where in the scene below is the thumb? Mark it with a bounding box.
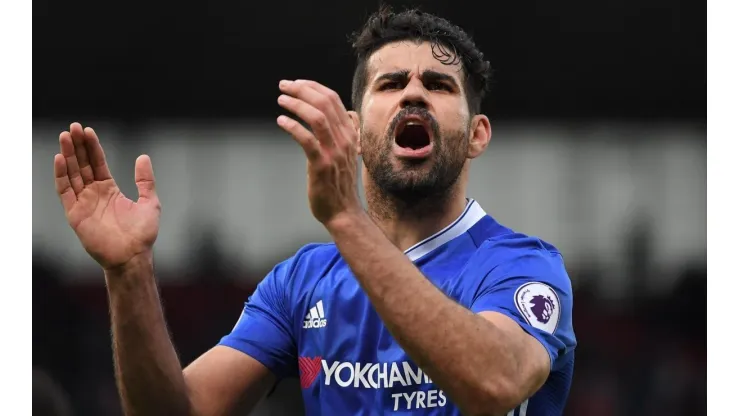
[134,155,157,201]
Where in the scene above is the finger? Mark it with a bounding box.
[59,131,85,195]
[292,80,357,149]
[279,80,341,125]
[134,155,158,202]
[277,94,334,148]
[83,127,113,181]
[53,154,77,213]
[70,122,95,185]
[294,80,350,126]
[277,115,321,161]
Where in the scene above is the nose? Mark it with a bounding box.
[400,77,429,110]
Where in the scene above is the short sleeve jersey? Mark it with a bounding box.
[220,199,577,415]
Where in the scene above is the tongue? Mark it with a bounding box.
[396,125,430,149]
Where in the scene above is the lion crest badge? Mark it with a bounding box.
[514,282,561,334]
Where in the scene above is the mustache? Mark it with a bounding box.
[386,107,441,140]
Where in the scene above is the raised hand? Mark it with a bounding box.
[276,80,364,225]
[54,123,161,270]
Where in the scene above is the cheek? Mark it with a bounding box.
[363,94,398,128]
[440,114,469,142]
[359,127,384,155]
[360,110,390,145]
[436,99,468,127]
[362,95,383,120]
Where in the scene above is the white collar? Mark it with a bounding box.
[404,199,487,262]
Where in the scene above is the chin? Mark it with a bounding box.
[392,172,437,190]
[394,155,434,169]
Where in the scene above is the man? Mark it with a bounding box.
[53,8,576,416]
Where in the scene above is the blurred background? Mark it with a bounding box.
[33,0,706,415]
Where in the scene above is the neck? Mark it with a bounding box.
[364,181,469,253]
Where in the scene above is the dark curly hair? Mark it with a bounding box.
[349,6,492,115]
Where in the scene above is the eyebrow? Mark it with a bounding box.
[374,70,461,89]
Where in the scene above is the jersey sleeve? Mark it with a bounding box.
[469,248,576,370]
[218,259,297,378]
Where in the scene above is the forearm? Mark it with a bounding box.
[328,214,527,415]
[105,253,192,416]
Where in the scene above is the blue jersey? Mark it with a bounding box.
[220,199,577,415]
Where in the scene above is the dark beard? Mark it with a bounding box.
[361,108,469,216]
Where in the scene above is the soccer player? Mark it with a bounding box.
[53,8,576,416]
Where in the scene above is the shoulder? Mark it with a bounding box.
[468,226,570,288]
[269,242,343,291]
[282,242,341,274]
[466,227,577,353]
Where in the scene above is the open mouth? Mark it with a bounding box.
[394,118,432,150]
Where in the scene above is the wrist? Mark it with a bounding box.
[325,208,369,234]
[104,251,155,280]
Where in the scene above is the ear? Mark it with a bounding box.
[467,114,491,159]
[348,110,362,155]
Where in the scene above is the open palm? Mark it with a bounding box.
[54,123,161,270]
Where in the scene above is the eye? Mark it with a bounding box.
[379,81,403,91]
[427,81,452,91]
